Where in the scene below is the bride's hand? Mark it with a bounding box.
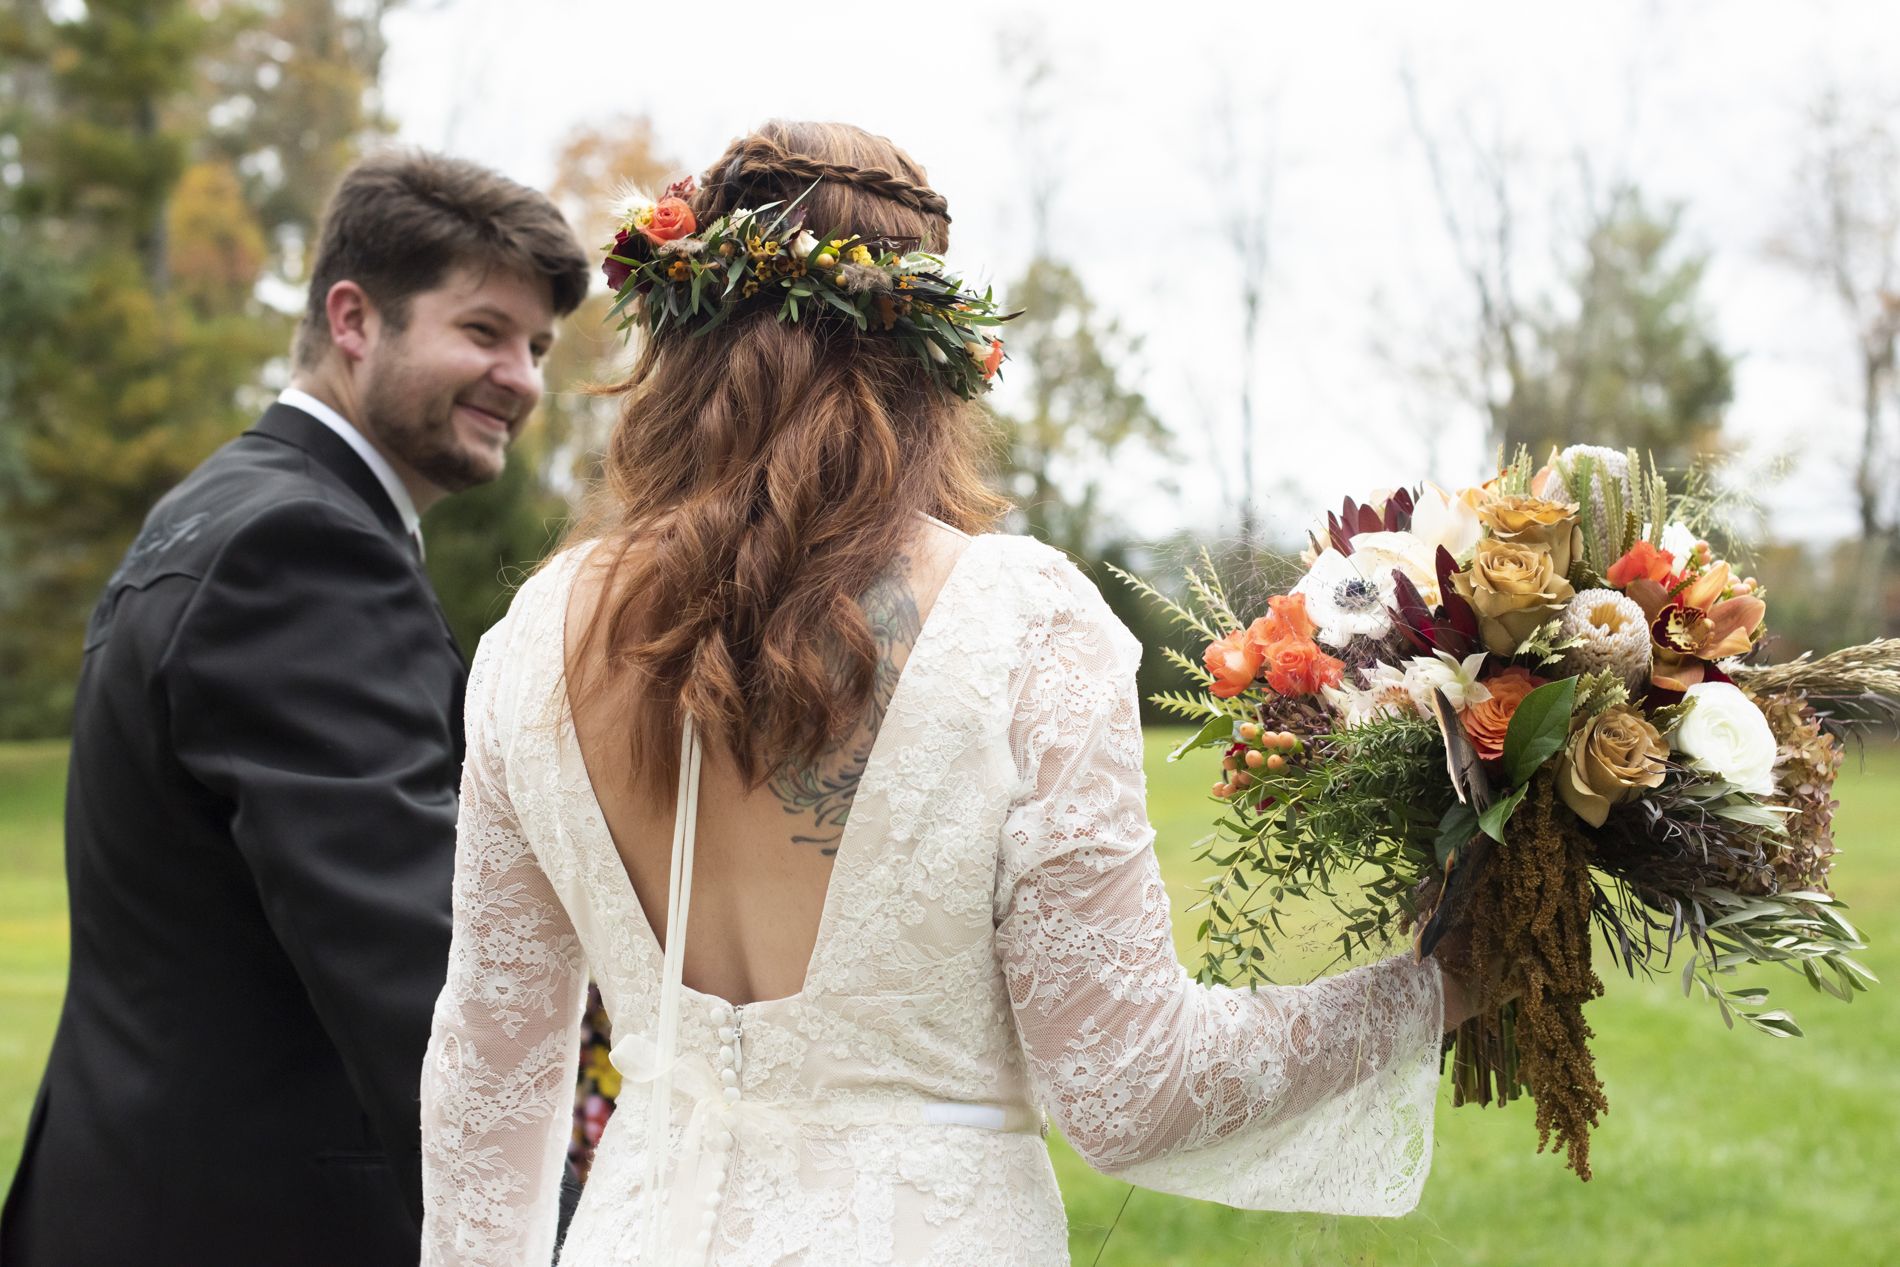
[1429,925,1515,1029]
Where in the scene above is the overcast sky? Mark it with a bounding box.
[381,0,1900,549]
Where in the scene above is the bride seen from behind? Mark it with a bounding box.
[420,119,1485,1266]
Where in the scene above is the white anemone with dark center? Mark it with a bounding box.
[1293,548,1395,647]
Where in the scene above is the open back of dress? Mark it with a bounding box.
[421,532,1448,1267]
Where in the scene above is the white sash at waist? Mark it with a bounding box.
[613,1032,1044,1159]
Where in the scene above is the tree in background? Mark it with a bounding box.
[988,30,1187,715]
[423,116,677,654]
[1207,82,1275,543]
[0,0,396,737]
[991,258,1166,558]
[1404,79,1733,476]
[1501,187,1734,473]
[1769,87,1900,645]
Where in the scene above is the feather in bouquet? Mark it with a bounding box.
[1126,445,1896,1180]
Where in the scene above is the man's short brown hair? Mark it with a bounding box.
[294,149,591,366]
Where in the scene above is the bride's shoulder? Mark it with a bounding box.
[471,540,600,662]
[964,534,1134,643]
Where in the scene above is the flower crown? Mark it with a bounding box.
[601,176,1014,400]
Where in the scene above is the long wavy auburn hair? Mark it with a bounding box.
[566,120,1008,792]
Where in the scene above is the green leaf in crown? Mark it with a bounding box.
[599,177,1016,402]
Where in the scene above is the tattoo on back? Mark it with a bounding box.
[769,555,920,856]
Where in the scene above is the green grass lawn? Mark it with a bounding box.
[1,735,1895,1264]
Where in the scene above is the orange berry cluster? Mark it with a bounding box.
[1212,722,1304,799]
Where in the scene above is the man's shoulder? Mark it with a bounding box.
[115,429,391,592]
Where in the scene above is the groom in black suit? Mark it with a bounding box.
[0,151,588,1265]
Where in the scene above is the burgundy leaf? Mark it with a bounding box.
[1389,571,1436,653]
[1327,513,1354,556]
[1435,545,1459,593]
[1642,680,1686,710]
[1441,589,1481,650]
[1357,504,1385,535]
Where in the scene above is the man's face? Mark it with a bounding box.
[357,264,556,494]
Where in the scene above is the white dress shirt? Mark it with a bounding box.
[277,387,426,560]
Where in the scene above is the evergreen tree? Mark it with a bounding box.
[1499,188,1734,472]
[0,0,393,737]
[991,256,1169,558]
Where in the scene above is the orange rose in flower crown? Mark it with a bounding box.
[982,339,1005,380]
[642,197,696,246]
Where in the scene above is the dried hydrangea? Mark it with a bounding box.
[1748,690,1844,892]
[1559,589,1652,693]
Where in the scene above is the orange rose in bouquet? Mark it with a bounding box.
[1204,628,1263,698]
[1462,665,1546,761]
[1264,637,1344,697]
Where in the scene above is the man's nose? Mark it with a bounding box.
[489,338,543,411]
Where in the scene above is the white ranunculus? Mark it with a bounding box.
[1348,530,1442,606]
[1410,482,1484,558]
[1293,549,1394,647]
[791,229,821,259]
[1674,682,1777,795]
[1402,650,1492,717]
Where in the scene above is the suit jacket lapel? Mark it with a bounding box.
[250,404,408,539]
[248,404,466,659]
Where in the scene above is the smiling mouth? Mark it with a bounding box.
[456,401,515,433]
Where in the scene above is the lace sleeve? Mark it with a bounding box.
[421,617,588,1263]
[995,561,1447,1216]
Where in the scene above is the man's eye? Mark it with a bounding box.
[467,323,498,340]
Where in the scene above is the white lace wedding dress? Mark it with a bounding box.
[420,531,1447,1266]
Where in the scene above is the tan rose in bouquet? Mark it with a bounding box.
[1450,540,1578,656]
[1556,704,1671,828]
[1478,495,1583,580]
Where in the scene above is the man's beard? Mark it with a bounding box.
[359,355,512,494]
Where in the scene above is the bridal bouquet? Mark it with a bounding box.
[1131,446,1897,1179]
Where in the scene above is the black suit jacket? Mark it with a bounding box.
[1,405,467,1265]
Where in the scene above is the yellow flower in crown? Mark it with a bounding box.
[846,244,873,266]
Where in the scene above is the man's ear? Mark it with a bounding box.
[324,281,378,363]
